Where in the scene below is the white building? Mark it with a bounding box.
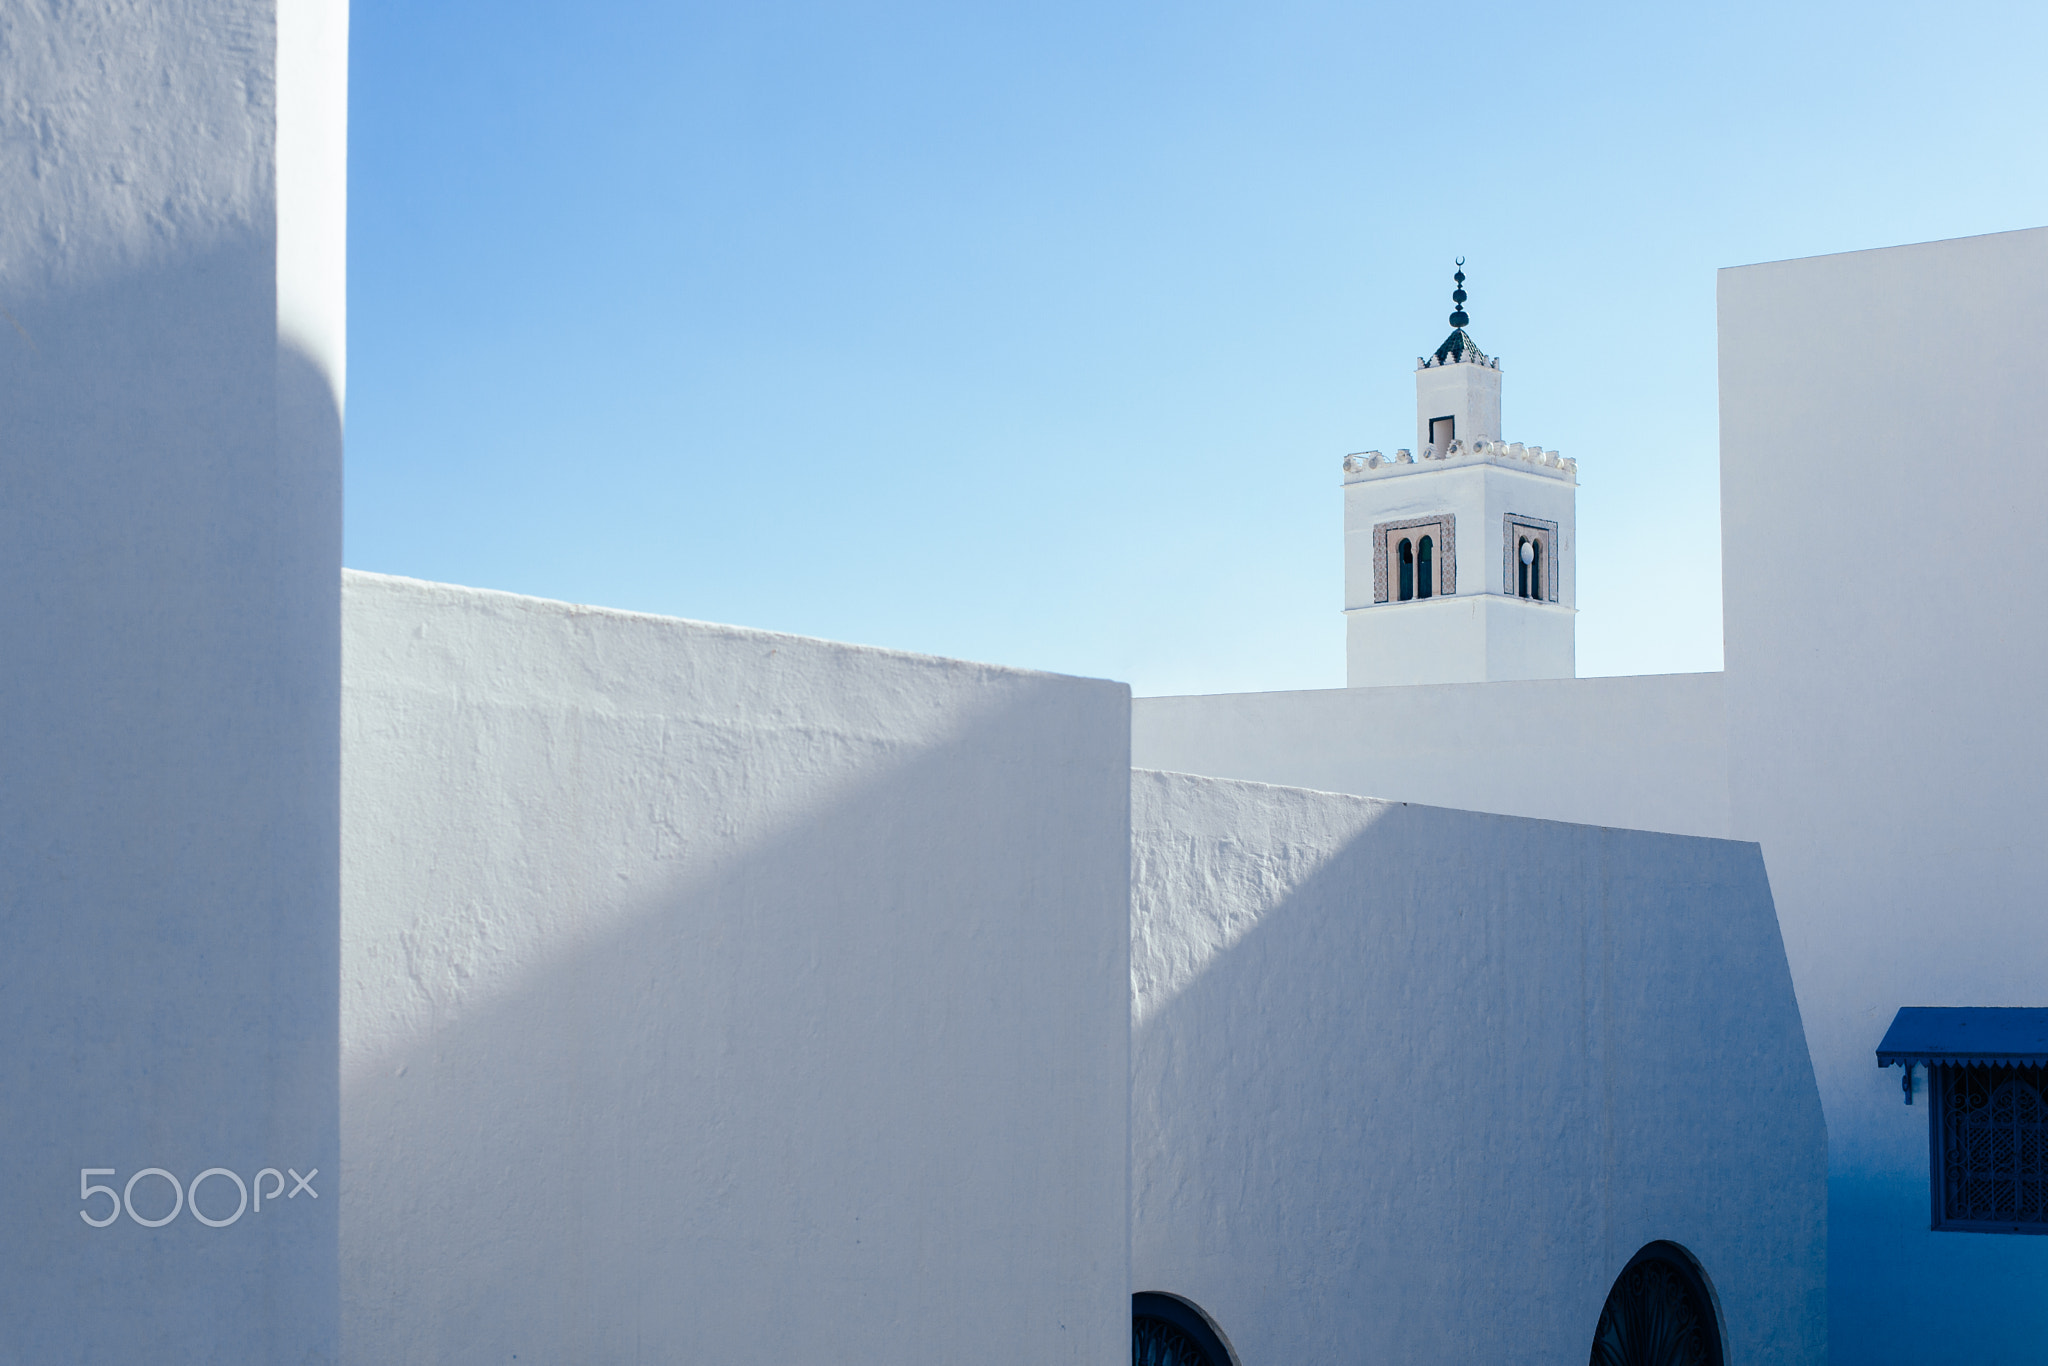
[1137,229,2048,1363]
[333,569,1821,1366]
[0,2,344,1360]
[1130,771,1822,1364]
[1342,266,1577,686]
[19,3,2035,1363]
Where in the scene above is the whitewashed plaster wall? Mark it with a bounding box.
[1719,226,2048,1364]
[1414,356,1501,449]
[1133,672,1729,839]
[1345,594,1576,687]
[339,572,1130,1366]
[0,3,345,1362]
[1130,771,1825,1365]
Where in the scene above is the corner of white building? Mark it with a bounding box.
[337,571,1133,1365]
[1138,225,2048,1364]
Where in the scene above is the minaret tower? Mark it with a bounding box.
[1340,264,1577,686]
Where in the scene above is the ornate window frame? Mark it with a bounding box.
[1503,514,1559,603]
[1928,1062,2048,1234]
[1372,515,1456,603]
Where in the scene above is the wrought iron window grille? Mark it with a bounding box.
[1929,1062,2048,1234]
[1132,1293,1234,1366]
[1589,1242,1724,1366]
[1877,1007,2048,1234]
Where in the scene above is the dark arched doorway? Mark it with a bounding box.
[1589,1242,1724,1366]
[1133,1292,1234,1366]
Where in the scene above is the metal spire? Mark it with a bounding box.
[1448,258,1469,329]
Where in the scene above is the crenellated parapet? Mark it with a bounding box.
[1417,353,1500,371]
[1343,439,1575,484]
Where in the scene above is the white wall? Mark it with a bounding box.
[0,3,345,1361]
[1719,226,2048,1363]
[1345,595,1494,687]
[1346,594,1576,686]
[1414,356,1502,448]
[339,572,1130,1365]
[1133,672,1729,839]
[1131,771,1825,1365]
[1144,226,2048,1358]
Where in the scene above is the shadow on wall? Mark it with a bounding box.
[340,655,1129,1366]
[0,243,343,1359]
[1128,775,1827,1366]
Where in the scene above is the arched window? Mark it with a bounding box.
[1374,515,1456,603]
[1589,1242,1724,1366]
[1133,1293,1235,1366]
[1505,518,1556,603]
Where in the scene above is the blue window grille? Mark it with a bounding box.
[1878,1007,2048,1234]
[1932,1063,2048,1232]
[1132,1293,1232,1366]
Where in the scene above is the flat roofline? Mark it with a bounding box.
[1720,223,2048,276]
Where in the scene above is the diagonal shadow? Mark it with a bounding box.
[1129,769,1827,1366]
[340,583,1130,1365]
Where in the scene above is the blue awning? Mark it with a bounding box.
[1876,1007,2048,1069]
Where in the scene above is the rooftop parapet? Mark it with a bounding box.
[1416,352,1501,371]
[1342,439,1575,484]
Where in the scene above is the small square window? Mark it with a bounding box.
[1930,1063,2048,1234]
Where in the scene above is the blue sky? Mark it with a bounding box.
[346,0,2048,695]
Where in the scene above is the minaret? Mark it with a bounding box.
[1340,264,1577,687]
